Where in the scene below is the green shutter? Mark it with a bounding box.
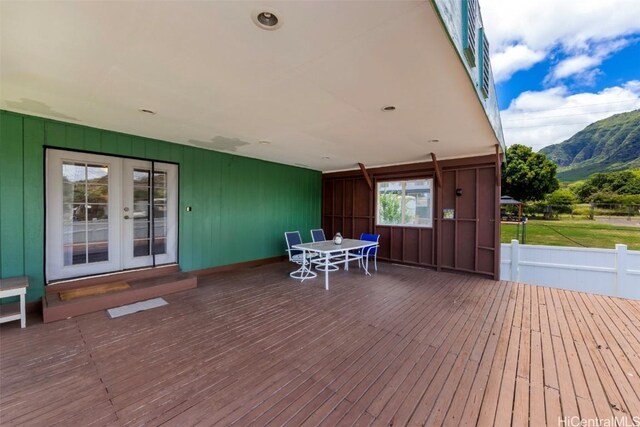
[462,0,478,67]
[478,28,490,99]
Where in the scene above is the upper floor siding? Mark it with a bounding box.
[433,0,505,150]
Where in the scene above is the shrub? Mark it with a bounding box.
[590,192,640,205]
[545,189,577,214]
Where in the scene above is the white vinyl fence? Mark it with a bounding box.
[500,240,640,300]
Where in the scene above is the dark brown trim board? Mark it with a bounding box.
[493,147,502,280]
[192,255,287,278]
[430,153,443,187]
[358,163,373,190]
[322,154,499,278]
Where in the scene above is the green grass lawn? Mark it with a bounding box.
[501,219,640,250]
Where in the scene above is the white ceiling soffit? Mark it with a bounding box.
[0,1,499,172]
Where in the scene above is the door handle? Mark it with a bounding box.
[124,215,131,220]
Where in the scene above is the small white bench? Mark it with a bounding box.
[0,277,28,328]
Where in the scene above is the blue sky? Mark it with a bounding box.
[479,0,640,151]
[496,42,640,110]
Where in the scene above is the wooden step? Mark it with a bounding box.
[46,264,181,293]
[43,271,197,323]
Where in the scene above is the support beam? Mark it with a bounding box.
[430,153,442,187]
[494,143,502,280]
[430,152,443,271]
[494,144,501,186]
[358,162,373,190]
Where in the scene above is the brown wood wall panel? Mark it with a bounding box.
[334,181,344,216]
[377,227,391,259]
[442,171,456,212]
[322,154,499,278]
[333,218,343,238]
[390,228,404,261]
[441,221,455,268]
[478,247,494,274]
[344,179,354,217]
[477,167,496,248]
[322,177,373,241]
[420,228,434,265]
[343,219,353,239]
[354,179,370,217]
[323,183,333,216]
[457,169,477,219]
[456,221,476,270]
[354,218,370,239]
[403,228,420,264]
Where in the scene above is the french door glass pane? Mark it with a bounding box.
[134,239,151,257]
[131,169,168,257]
[133,169,151,257]
[62,161,109,265]
[154,238,166,255]
[153,172,167,255]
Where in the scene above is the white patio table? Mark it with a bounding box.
[290,238,378,290]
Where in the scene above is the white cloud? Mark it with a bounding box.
[492,44,546,83]
[500,81,640,151]
[551,55,601,80]
[548,38,631,82]
[480,0,640,51]
[479,0,640,82]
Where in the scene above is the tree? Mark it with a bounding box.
[572,170,640,201]
[378,192,401,224]
[502,144,559,202]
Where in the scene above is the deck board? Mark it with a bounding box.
[2,262,640,426]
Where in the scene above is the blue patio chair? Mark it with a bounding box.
[310,229,327,242]
[284,231,317,265]
[310,228,342,271]
[357,233,380,272]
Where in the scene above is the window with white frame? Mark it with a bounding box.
[376,179,433,228]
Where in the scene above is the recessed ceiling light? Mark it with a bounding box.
[321,156,331,160]
[139,109,156,115]
[253,10,282,30]
[258,140,270,145]
[381,105,396,112]
[427,139,440,143]
[258,12,277,26]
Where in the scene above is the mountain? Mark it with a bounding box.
[540,109,640,181]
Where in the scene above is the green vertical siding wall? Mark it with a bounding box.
[0,110,321,302]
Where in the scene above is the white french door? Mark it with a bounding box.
[121,159,178,269]
[46,150,178,282]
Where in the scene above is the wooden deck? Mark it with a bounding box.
[2,262,640,426]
